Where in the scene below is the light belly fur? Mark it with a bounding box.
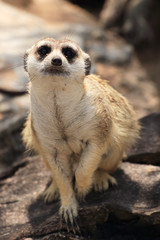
[31,90,96,158]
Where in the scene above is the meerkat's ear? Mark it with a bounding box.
[83,52,91,75]
[24,51,29,72]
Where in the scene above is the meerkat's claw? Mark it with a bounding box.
[59,203,80,234]
[76,189,88,202]
[72,216,81,234]
[75,181,91,201]
[93,171,117,192]
[75,190,86,202]
[43,181,59,203]
[109,175,117,186]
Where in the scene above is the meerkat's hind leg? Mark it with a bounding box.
[93,170,117,192]
[43,180,60,203]
[93,149,123,192]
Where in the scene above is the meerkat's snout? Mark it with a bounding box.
[51,57,62,66]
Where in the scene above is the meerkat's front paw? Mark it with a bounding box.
[59,199,80,234]
[43,180,59,203]
[93,170,117,192]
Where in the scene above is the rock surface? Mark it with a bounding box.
[27,0,96,24]
[100,0,155,45]
[0,156,160,240]
[127,113,160,166]
[0,93,29,178]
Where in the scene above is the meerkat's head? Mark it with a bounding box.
[24,38,91,84]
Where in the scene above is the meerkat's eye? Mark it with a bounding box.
[62,47,77,61]
[37,45,51,57]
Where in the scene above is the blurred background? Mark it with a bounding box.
[0,0,160,175]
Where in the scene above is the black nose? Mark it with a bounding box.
[51,58,62,66]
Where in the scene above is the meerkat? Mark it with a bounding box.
[22,37,140,230]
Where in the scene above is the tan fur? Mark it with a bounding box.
[22,38,140,224]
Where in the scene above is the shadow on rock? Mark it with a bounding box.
[26,163,160,239]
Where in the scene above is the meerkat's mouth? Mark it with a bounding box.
[42,67,70,76]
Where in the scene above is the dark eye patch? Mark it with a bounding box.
[84,57,91,75]
[37,45,51,58]
[62,47,78,63]
[24,52,28,72]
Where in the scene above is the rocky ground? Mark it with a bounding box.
[0,0,160,239]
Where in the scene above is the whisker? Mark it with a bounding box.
[29,74,37,82]
[4,64,24,71]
